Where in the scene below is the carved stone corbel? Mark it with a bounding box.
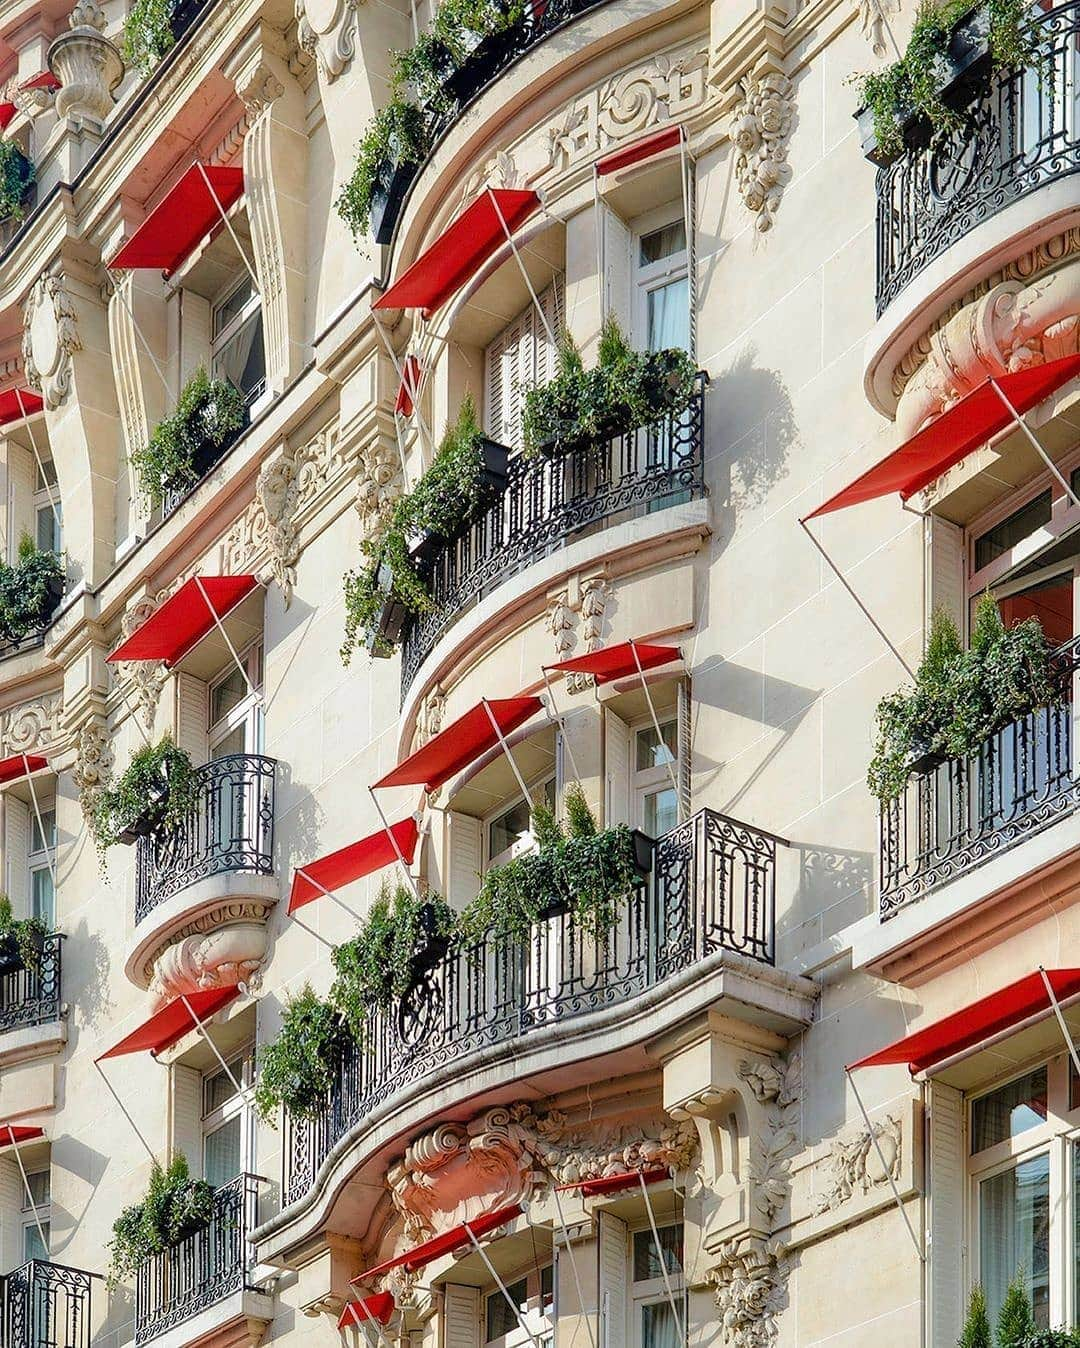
[69,711,113,819]
[295,0,362,80]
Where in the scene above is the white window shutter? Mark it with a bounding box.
[7,443,34,565]
[598,1211,628,1348]
[174,672,209,765]
[0,1155,22,1269]
[602,207,633,335]
[926,515,966,643]
[928,1080,965,1347]
[444,1284,481,1348]
[170,1063,204,1175]
[5,796,30,915]
[446,811,483,909]
[604,709,632,829]
[484,277,565,451]
[484,330,505,440]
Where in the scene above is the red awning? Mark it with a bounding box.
[289,818,420,914]
[0,388,43,425]
[109,165,245,276]
[544,640,681,685]
[357,1205,522,1281]
[0,103,16,130]
[98,986,240,1061]
[849,969,1080,1074]
[107,575,259,667]
[807,353,1080,519]
[596,127,682,177]
[21,72,59,93]
[373,697,542,793]
[0,754,48,784]
[373,189,542,320]
[395,356,424,418]
[557,1167,668,1197]
[0,1123,45,1149]
[337,1292,396,1330]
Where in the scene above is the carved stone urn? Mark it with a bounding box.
[48,0,124,127]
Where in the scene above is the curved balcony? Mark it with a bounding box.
[280,807,780,1208]
[1,1259,95,1348]
[401,372,708,698]
[875,0,1080,316]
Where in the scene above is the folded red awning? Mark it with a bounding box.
[395,356,423,418]
[0,388,43,425]
[337,1292,396,1330]
[373,697,542,792]
[21,72,59,93]
[807,353,1080,519]
[544,640,681,685]
[107,575,259,667]
[357,1204,522,1281]
[373,189,542,320]
[0,754,48,785]
[596,127,682,177]
[0,103,16,130]
[849,969,1080,1074]
[557,1167,668,1197]
[0,1123,45,1149]
[289,818,420,914]
[109,164,245,276]
[98,986,240,1061]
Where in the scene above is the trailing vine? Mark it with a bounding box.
[0,535,65,644]
[131,367,246,508]
[92,735,200,858]
[336,97,429,240]
[121,0,178,76]
[254,985,353,1123]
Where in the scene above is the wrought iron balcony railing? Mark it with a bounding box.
[283,807,777,1205]
[879,637,1080,918]
[400,373,708,697]
[135,754,276,921]
[135,1173,262,1345]
[0,1259,95,1348]
[875,0,1080,314]
[0,932,62,1034]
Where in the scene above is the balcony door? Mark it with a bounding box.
[207,644,263,857]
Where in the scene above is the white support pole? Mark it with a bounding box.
[1039,966,1080,1080]
[638,1173,685,1343]
[194,161,260,290]
[21,755,55,891]
[293,866,363,923]
[594,171,604,327]
[540,669,585,788]
[13,390,61,533]
[482,698,534,808]
[6,1129,48,1254]
[678,130,695,362]
[93,1060,158,1163]
[488,189,556,345]
[845,1068,924,1261]
[799,519,915,678]
[551,1186,598,1348]
[368,787,420,898]
[628,640,679,796]
[194,577,261,702]
[114,670,156,749]
[988,378,1080,510]
[464,1221,547,1348]
[110,279,174,401]
[372,314,435,480]
[181,993,246,1098]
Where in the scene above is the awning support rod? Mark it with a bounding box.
[482,698,533,808]
[368,787,420,898]
[845,1067,924,1261]
[629,639,680,796]
[13,389,61,531]
[293,865,362,922]
[113,668,155,749]
[639,1171,685,1342]
[488,188,555,345]
[372,314,433,480]
[7,1127,48,1253]
[540,669,585,788]
[464,1220,547,1348]
[1039,966,1080,1079]
[110,280,174,403]
[194,160,260,291]
[181,993,246,1097]
[799,519,915,678]
[552,1185,598,1348]
[93,1060,157,1163]
[989,377,1080,511]
[345,1299,396,1348]
[194,576,261,703]
[21,754,54,890]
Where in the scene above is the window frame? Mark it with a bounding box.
[201,1046,254,1188]
[632,715,679,837]
[210,274,265,407]
[32,456,61,557]
[207,640,264,757]
[629,1220,685,1348]
[632,206,689,356]
[482,1261,553,1348]
[483,771,557,871]
[27,801,56,931]
[21,1165,51,1263]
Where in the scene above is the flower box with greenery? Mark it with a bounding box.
[867,595,1061,802]
[437,0,526,102]
[522,319,697,456]
[0,535,65,646]
[853,0,1040,166]
[337,96,429,246]
[254,984,353,1122]
[108,1154,215,1284]
[121,0,180,76]
[131,367,247,508]
[92,735,201,854]
[0,894,46,975]
[0,140,34,225]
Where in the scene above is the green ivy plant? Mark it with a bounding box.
[330,883,454,1038]
[867,595,1060,801]
[253,985,353,1123]
[131,367,246,508]
[0,141,34,224]
[0,534,64,644]
[0,894,47,970]
[336,96,429,240]
[121,0,178,75]
[92,735,200,857]
[108,1155,215,1284]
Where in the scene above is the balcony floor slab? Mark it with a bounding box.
[0,1016,65,1068]
[137,1287,273,1348]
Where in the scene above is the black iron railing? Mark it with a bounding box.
[876,0,1080,313]
[0,1260,94,1348]
[880,637,1080,917]
[135,1173,262,1345]
[283,807,777,1204]
[400,374,708,696]
[0,933,62,1034]
[135,754,276,920]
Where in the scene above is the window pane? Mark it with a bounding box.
[486,1277,528,1341]
[636,721,677,771]
[643,788,677,838]
[213,306,265,404]
[541,1263,553,1308]
[36,504,61,555]
[213,277,256,337]
[211,667,248,727]
[647,278,689,354]
[979,1154,1049,1329]
[974,490,1052,570]
[971,1068,1048,1152]
[204,1115,242,1188]
[23,1220,49,1262]
[31,867,54,930]
[489,797,532,860]
[641,1301,681,1348]
[633,1225,683,1281]
[30,809,56,855]
[204,1059,244,1115]
[640,223,686,265]
[23,1170,49,1209]
[34,460,57,492]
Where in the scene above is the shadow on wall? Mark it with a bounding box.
[63,916,112,1036]
[47,1133,109,1263]
[782,841,875,939]
[267,759,325,956]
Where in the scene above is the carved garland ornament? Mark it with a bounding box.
[23,273,82,410]
[730,74,794,232]
[114,589,175,729]
[70,714,114,819]
[0,692,62,758]
[813,1113,901,1214]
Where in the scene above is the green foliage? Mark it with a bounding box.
[131,367,246,507]
[0,538,64,643]
[331,884,454,1037]
[108,1155,215,1283]
[253,985,352,1123]
[997,1276,1036,1348]
[1022,1332,1080,1347]
[0,893,47,970]
[867,597,1060,801]
[92,735,200,857]
[522,319,697,454]
[336,96,429,240]
[122,0,177,74]
[0,140,34,224]
[430,0,525,60]
[958,1286,992,1348]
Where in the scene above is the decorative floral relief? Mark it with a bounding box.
[710,1236,789,1348]
[70,713,113,818]
[415,686,445,745]
[855,0,899,57]
[147,907,273,1005]
[812,1113,901,1214]
[355,432,399,537]
[0,692,62,757]
[114,589,175,729]
[730,74,794,232]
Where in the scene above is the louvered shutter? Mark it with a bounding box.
[446,811,483,909]
[927,515,967,642]
[485,329,506,442]
[598,1211,628,1348]
[0,1155,22,1269]
[602,208,633,334]
[604,709,632,829]
[928,1080,965,1348]
[174,672,208,765]
[171,1064,204,1175]
[485,278,564,450]
[6,443,34,565]
[5,796,29,915]
[444,1284,481,1348]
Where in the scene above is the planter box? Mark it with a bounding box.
[365,562,409,656]
[0,926,43,976]
[409,903,453,980]
[476,437,510,499]
[114,774,170,846]
[443,26,518,104]
[906,745,947,778]
[629,829,654,879]
[855,103,918,168]
[406,526,445,570]
[946,4,991,93]
[371,155,420,247]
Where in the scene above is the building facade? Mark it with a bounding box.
[0,0,1077,1346]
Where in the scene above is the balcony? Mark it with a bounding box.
[135,1174,266,1346]
[0,933,62,1035]
[875,0,1080,315]
[0,1259,95,1348]
[135,754,276,921]
[879,636,1080,918]
[400,373,708,696]
[282,806,779,1206]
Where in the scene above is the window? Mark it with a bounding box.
[211,276,265,406]
[486,776,556,868]
[484,1265,552,1348]
[33,459,61,556]
[635,218,689,356]
[28,806,56,931]
[22,1167,50,1262]
[634,719,678,838]
[631,1223,683,1348]
[484,277,563,451]
[202,1052,252,1188]
[208,643,263,758]
[974,491,1053,571]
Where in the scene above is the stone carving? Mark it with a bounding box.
[106,270,152,463]
[48,0,124,126]
[0,693,62,757]
[70,714,113,818]
[356,433,399,536]
[740,1054,800,1222]
[416,686,445,745]
[295,0,361,80]
[710,1237,789,1348]
[730,74,794,232]
[546,589,575,662]
[813,1114,902,1214]
[148,915,272,1006]
[139,898,276,987]
[856,0,899,57]
[114,592,173,728]
[24,273,83,410]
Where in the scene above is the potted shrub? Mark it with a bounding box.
[393,33,459,114]
[108,1154,215,1284]
[131,368,246,508]
[337,96,429,246]
[92,735,201,855]
[0,535,65,644]
[0,895,46,975]
[0,140,34,224]
[254,985,353,1123]
[121,0,179,76]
